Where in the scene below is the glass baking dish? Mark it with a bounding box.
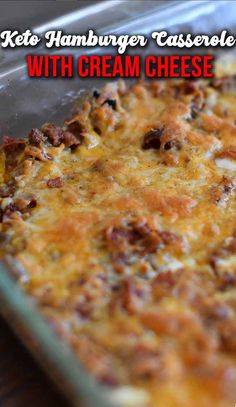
[0,1,235,406]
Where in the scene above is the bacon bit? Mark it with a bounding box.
[61,131,81,148]
[41,123,64,146]
[47,177,63,188]
[24,145,52,161]
[28,128,46,146]
[106,218,162,272]
[121,277,149,314]
[66,120,84,139]
[105,217,183,272]
[211,176,236,206]
[142,128,164,150]
[2,136,26,153]
[216,149,236,160]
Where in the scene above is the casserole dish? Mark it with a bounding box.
[0,1,236,406]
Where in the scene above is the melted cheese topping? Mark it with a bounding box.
[1,76,236,407]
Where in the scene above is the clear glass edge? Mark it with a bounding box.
[0,258,113,407]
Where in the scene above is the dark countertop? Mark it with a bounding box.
[0,317,68,407]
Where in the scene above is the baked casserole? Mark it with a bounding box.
[0,73,236,407]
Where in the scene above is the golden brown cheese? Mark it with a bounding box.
[1,76,236,407]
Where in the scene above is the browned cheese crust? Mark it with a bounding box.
[1,76,236,406]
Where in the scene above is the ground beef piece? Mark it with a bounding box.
[61,131,81,148]
[28,128,46,146]
[105,217,181,271]
[41,123,64,146]
[42,123,81,148]
[142,128,164,150]
[216,149,236,160]
[2,136,26,153]
[106,218,161,259]
[47,177,63,188]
